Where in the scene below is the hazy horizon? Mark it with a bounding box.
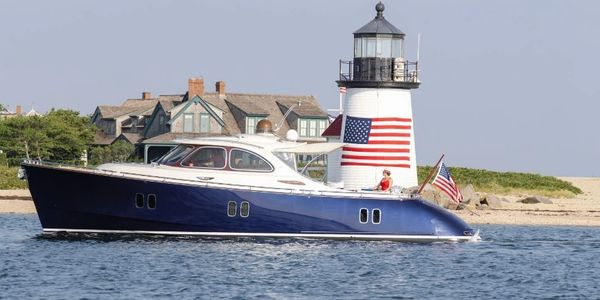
[1,0,599,177]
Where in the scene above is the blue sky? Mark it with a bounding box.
[1,0,599,176]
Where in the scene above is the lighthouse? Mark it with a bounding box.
[333,2,421,190]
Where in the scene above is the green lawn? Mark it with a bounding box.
[418,166,582,198]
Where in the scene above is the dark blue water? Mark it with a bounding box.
[1,214,599,299]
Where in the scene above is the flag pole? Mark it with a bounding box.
[417,153,445,194]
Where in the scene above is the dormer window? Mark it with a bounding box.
[246,116,266,134]
[298,118,328,137]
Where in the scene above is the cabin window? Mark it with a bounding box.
[200,113,210,134]
[181,147,226,169]
[273,152,297,171]
[372,209,381,224]
[135,193,144,208]
[359,208,368,224]
[183,113,194,133]
[159,145,195,165]
[148,194,157,209]
[240,201,250,217]
[229,149,273,172]
[227,201,237,217]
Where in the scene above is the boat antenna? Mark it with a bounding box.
[274,101,301,133]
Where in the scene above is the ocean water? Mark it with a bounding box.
[1,214,599,299]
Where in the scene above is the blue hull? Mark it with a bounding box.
[23,164,477,241]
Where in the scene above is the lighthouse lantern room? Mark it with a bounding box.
[332,2,421,191]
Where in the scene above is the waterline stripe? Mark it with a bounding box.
[42,228,480,242]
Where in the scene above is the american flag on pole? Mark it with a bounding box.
[341,115,412,168]
[432,162,463,203]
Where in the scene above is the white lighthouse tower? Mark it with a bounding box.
[334,2,421,190]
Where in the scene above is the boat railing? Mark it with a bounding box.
[22,159,420,200]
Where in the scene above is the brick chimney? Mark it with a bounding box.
[215,81,226,96]
[142,92,152,100]
[16,105,22,116]
[188,78,205,98]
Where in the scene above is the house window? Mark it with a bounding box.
[183,113,194,133]
[159,115,165,126]
[245,116,265,134]
[298,118,328,137]
[200,113,210,134]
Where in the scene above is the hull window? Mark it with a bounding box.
[227,201,237,217]
[240,201,250,217]
[148,194,157,209]
[372,209,381,224]
[359,208,368,224]
[135,193,144,208]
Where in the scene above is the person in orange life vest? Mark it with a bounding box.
[374,169,393,192]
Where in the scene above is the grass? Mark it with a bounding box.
[418,166,582,198]
[0,166,28,189]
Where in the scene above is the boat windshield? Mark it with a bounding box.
[273,151,297,171]
[158,145,195,166]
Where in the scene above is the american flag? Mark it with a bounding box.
[341,115,412,168]
[339,87,347,94]
[432,162,463,203]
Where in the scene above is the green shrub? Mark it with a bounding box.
[417,166,582,196]
[0,166,28,189]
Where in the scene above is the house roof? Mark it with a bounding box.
[321,114,343,137]
[97,106,138,119]
[93,131,117,145]
[118,132,144,144]
[275,96,327,118]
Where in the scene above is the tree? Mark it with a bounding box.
[89,140,135,165]
[0,103,6,112]
[0,109,97,165]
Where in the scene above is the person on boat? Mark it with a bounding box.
[374,169,393,192]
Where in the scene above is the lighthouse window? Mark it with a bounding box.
[354,38,362,57]
[359,208,368,224]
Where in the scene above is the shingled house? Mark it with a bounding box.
[92,78,330,163]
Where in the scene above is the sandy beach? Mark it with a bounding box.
[453,177,600,226]
[2,177,599,226]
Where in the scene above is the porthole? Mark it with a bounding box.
[359,208,368,224]
[135,193,144,208]
[240,201,250,217]
[372,209,381,224]
[148,194,157,209]
[227,201,237,217]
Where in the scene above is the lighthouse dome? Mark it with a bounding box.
[353,2,404,37]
